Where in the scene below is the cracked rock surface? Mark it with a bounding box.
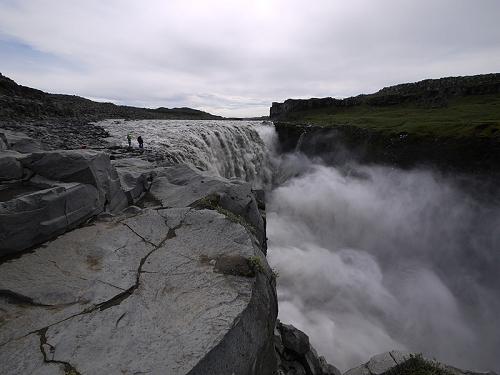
[1,200,277,374]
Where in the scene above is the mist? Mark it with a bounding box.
[266,156,500,372]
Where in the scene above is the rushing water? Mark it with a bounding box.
[100,120,500,373]
[99,119,274,187]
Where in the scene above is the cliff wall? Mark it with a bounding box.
[270,73,500,120]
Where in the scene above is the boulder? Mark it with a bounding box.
[280,323,310,356]
[112,157,157,204]
[0,181,101,256]
[0,150,134,255]
[0,153,23,181]
[275,321,341,375]
[20,150,128,212]
[0,129,45,153]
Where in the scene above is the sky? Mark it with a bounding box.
[0,0,499,117]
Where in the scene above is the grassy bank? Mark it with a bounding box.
[282,94,500,139]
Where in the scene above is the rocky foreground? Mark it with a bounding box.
[0,129,341,374]
[1,126,497,374]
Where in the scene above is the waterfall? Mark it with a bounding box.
[99,119,274,187]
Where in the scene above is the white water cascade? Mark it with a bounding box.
[99,119,275,187]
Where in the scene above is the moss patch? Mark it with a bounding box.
[191,194,257,234]
[214,255,258,277]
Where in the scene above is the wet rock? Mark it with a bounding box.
[281,323,310,356]
[275,321,341,375]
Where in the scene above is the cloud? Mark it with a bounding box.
[0,0,499,116]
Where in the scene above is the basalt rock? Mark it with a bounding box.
[0,148,130,256]
[148,164,268,253]
[274,122,500,175]
[0,129,46,153]
[0,183,278,375]
[275,321,341,375]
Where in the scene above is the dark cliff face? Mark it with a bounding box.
[271,73,500,178]
[274,122,500,177]
[270,73,500,121]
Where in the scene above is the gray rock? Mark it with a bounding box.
[0,207,277,375]
[112,157,157,204]
[275,321,341,375]
[121,204,142,215]
[150,164,267,251]
[0,334,65,374]
[366,352,398,375]
[0,153,23,181]
[343,364,371,375]
[20,150,128,213]
[0,182,101,256]
[280,323,310,356]
[320,357,342,375]
[0,129,46,153]
[0,133,7,151]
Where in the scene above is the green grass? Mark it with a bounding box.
[283,94,500,138]
[386,354,455,375]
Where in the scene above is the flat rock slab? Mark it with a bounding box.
[0,206,272,374]
[150,164,267,250]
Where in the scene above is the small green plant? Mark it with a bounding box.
[192,194,257,234]
[271,267,280,280]
[248,256,264,274]
[386,354,455,375]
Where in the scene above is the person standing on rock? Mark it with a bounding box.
[137,135,144,149]
[127,133,132,147]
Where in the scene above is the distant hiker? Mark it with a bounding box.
[137,136,144,149]
[127,133,132,147]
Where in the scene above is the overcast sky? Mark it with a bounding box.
[1,0,499,117]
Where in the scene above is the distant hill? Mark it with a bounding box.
[0,73,221,120]
[270,73,500,138]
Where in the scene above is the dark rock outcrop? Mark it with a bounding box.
[275,321,341,375]
[274,122,500,175]
[0,132,144,256]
